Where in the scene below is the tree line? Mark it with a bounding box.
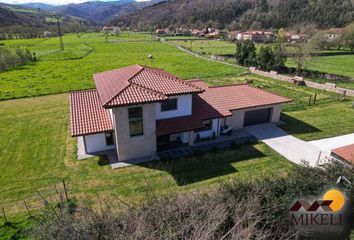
[235,23,354,74]
[113,0,354,31]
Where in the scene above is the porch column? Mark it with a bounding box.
[189,131,194,146]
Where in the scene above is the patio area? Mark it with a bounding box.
[158,129,256,160]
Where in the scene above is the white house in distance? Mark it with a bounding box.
[70,65,291,162]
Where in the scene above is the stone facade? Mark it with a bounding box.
[112,103,157,162]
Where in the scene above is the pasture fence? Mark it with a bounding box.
[249,67,354,97]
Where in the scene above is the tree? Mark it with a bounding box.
[257,46,275,71]
[290,23,316,74]
[309,30,327,50]
[344,23,354,51]
[235,40,257,66]
[273,28,288,69]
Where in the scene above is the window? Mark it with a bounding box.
[161,98,177,112]
[128,107,143,137]
[105,132,114,146]
[202,120,213,130]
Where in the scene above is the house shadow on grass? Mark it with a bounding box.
[140,144,266,186]
[98,155,110,166]
[280,113,321,135]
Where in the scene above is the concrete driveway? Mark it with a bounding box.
[246,123,325,167]
[309,133,354,154]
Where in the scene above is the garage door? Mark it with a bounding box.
[244,108,272,126]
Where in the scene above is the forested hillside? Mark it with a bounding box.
[0,3,92,39]
[114,0,354,30]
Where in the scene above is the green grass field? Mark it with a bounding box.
[1,32,354,238]
[170,39,236,55]
[0,33,245,100]
[0,94,293,217]
[286,55,354,78]
[168,38,354,82]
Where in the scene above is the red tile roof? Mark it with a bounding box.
[94,65,204,108]
[70,90,113,137]
[70,70,292,137]
[193,81,292,115]
[332,144,354,163]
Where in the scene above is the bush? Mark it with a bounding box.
[0,47,33,72]
[31,162,354,239]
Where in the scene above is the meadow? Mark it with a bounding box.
[1,32,354,238]
[168,38,354,81]
[0,33,245,100]
[286,54,354,78]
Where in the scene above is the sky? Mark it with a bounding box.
[0,0,148,5]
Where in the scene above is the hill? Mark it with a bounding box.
[21,0,164,24]
[0,3,92,39]
[113,0,354,30]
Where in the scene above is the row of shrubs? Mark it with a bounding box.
[31,162,354,239]
[0,47,34,72]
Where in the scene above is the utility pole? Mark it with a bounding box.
[55,15,64,51]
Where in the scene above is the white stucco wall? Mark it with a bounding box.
[84,133,115,154]
[155,95,192,120]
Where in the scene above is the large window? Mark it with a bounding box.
[128,107,143,137]
[161,98,177,112]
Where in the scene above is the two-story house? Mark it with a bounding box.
[70,65,291,162]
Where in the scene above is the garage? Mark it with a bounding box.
[244,108,272,126]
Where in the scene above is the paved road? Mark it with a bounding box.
[246,123,325,167]
[310,133,354,154]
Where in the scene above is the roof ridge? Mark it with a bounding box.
[137,67,204,93]
[130,83,167,98]
[169,75,205,92]
[102,66,145,107]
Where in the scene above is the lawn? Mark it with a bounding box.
[170,39,236,56]
[0,33,245,100]
[280,100,354,141]
[286,55,354,78]
[0,94,293,219]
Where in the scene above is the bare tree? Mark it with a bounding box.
[290,23,317,75]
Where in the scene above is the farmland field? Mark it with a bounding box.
[1,32,354,238]
[0,33,245,100]
[168,38,354,82]
[286,54,354,78]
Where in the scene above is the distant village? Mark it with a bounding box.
[153,27,344,44]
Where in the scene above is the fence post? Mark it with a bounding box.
[63,180,68,202]
[2,207,8,224]
[313,93,317,105]
[24,201,32,217]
